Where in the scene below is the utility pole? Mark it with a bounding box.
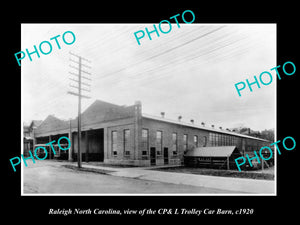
[67,52,91,168]
[68,118,73,162]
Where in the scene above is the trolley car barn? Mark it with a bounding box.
[32,99,272,167]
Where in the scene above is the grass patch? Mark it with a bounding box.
[152,166,274,180]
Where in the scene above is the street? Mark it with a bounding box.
[22,160,238,194]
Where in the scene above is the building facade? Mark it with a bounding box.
[23,120,42,157]
[33,100,272,167]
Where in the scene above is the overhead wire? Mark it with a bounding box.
[94,26,226,80]
[91,26,227,90]
[23,25,225,99]
[112,29,249,89]
[23,24,270,122]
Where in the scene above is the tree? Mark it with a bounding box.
[260,129,275,142]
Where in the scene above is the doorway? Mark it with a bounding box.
[163,147,169,165]
[84,128,104,161]
[150,147,156,166]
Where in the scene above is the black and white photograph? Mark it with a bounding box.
[21,23,276,195]
[5,4,298,221]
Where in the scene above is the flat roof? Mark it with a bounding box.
[142,113,270,142]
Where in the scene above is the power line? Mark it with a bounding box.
[95,26,226,80]
[112,33,247,89]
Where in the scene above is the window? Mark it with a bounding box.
[194,135,198,147]
[124,129,130,140]
[124,129,130,155]
[183,134,188,151]
[209,133,213,146]
[213,133,218,146]
[156,131,162,153]
[124,151,130,156]
[209,132,234,146]
[112,131,117,156]
[142,129,148,138]
[213,133,217,146]
[210,133,234,146]
[156,130,162,139]
[216,134,220,146]
[141,129,149,155]
[172,133,177,154]
[203,136,207,147]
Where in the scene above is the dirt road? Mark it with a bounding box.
[22,160,236,194]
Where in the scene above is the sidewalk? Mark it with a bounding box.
[75,162,275,194]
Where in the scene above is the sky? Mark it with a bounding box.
[21,23,276,131]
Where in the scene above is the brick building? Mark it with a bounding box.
[33,99,272,167]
